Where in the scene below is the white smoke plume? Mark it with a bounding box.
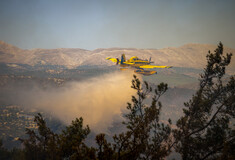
[18,71,137,133]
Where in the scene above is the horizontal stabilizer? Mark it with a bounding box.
[106,57,118,63]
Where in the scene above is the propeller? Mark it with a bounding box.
[116,58,119,65]
[149,57,153,63]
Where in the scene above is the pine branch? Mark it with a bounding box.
[186,103,224,137]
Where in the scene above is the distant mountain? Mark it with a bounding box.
[0,41,234,73]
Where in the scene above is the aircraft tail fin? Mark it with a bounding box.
[121,54,126,64]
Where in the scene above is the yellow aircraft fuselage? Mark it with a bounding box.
[120,56,151,67]
[106,54,172,75]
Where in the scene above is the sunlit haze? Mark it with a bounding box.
[0,0,235,50]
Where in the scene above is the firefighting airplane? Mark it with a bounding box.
[106,54,172,75]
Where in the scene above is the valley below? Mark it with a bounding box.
[0,64,201,149]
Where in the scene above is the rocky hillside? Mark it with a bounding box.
[0,41,234,73]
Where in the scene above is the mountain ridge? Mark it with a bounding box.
[0,41,234,73]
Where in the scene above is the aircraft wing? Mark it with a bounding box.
[123,62,134,65]
[139,65,172,69]
[106,57,118,63]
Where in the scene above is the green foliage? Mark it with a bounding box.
[20,113,60,160]
[0,140,25,160]
[19,114,95,160]
[59,117,95,159]
[112,75,172,160]
[0,139,10,160]
[174,42,235,160]
[96,133,114,160]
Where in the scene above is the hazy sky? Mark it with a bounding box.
[0,0,235,50]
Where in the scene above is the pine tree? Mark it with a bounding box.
[59,117,96,159]
[96,133,114,160]
[174,42,235,160]
[20,113,60,160]
[20,114,96,160]
[112,75,172,160]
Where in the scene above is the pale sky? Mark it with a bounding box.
[0,0,235,50]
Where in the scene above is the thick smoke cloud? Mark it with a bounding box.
[18,71,136,133]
